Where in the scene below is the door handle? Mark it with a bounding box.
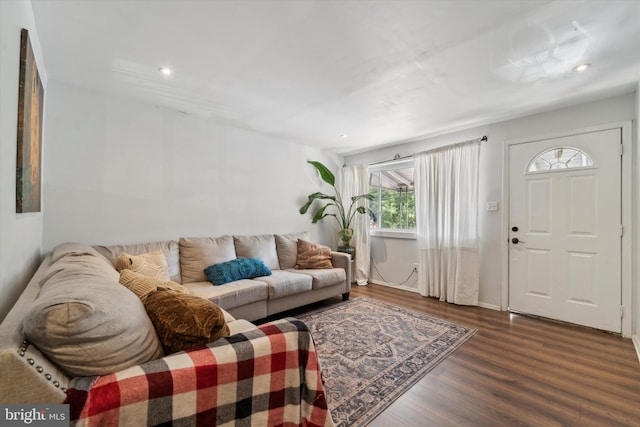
[511,238,525,244]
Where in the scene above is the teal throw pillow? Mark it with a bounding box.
[204,258,272,285]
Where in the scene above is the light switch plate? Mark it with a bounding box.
[486,201,498,211]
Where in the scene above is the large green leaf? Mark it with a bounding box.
[356,206,377,222]
[307,160,335,186]
[311,204,337,224]
[299,192,335,214]
[351,193,375,202]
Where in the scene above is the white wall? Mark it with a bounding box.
[42,81,338,252]
[0,0,47,322]
[345,93,637,310]
[370,236,418,290]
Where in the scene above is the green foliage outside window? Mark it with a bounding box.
[369,178,416,230]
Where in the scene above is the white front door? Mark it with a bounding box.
[508,129,622,333]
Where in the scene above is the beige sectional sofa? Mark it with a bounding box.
[96,232,351,321]
[0,231,350,406]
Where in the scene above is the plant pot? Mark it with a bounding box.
[337,228,353,247]
[337,245,356,261]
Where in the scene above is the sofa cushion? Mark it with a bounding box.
[119,269,188,300]
[295,239,333,269]
[274,232,310,269]
[142,289,230,354]
[94,240,181,283]
[255,270,312,299]
[184,279,268,310]
[115,251,170,281]
[45,242,120,282]
[233,234,281,270]
[204,258,272,285]
[179,236,237,283]
[286,268,346,290]
[50,242,106,265]
[21,244,163,377]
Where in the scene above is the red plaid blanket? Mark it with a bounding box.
[65,318,333,426]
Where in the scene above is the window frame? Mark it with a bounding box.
[368,158,416,239]
[526,146,596,174]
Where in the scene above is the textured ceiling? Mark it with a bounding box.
[31,0,640,154]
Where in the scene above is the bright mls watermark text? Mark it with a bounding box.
[1,404,69,426]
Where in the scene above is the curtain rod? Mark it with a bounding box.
[367,153,414,166]
[363,135,487,167]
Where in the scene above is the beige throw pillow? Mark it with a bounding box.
[116,250,170,280]
[119,269,188,300]
[94,240,182,283]
[295,239,333,269]
[275,232,310,270]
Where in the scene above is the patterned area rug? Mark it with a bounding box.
[297,296,477,427]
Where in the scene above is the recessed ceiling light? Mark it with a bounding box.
[158,66,173,76]
[572,63,591,72]
[341,133,348,138]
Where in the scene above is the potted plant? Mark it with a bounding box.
[299,160,376,256]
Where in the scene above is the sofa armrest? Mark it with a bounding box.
[331,251,352,291]
[66,318,333,427]
[330,251,350,271]
[0,255,70,404]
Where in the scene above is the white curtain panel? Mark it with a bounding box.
[414,139,481,305]
[340,164,371,286]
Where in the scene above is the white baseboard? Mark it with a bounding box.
[478,302,501,311]
[368,280,419,294]
[633,334,640,365]
[369,281,502,310]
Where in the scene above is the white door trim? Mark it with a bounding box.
[501,121,632,338]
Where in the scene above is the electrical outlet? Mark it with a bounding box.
[412,262,418,272]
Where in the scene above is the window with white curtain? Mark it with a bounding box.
[368,158,415,237]
[415,139,481,305]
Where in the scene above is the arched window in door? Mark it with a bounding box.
[527,146,594,173]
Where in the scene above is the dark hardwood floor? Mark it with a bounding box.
[290,283,640,427]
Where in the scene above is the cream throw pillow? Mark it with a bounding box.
[119,269,188,300]
[116,250,170,280]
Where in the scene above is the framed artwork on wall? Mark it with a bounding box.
[16,28,44,213]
